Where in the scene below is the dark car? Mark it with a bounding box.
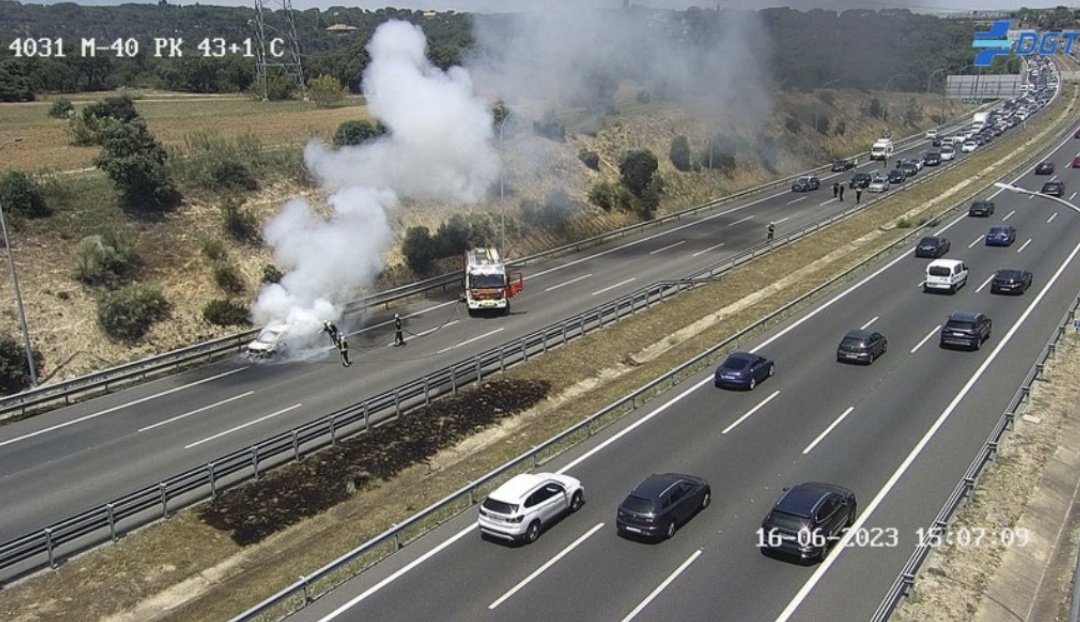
[914,236,951,258]
[791,175,820,192]
[1072,156,1080,168]
[887,169,906,184]
[831,158,857,172]
[1074,128,1080,139]
[1035,161,1056,175]
[968,199,996,217]
[939,311,993,350]
[836,330,888,365]
[923,151,942,167]
[985,225,1017,247]
[990,269,1033,295]
[759,482,857,564]
[931,136,943,147]
[1042,181,1065,197]
[616,473,710,540]
[849,172,872,189]
[715,351,775,390]
[898,161,919,178]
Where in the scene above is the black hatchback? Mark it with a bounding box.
[887,169,906,184]
[849,172,872,189]
[990,269,1033,295]
[1035,161,1055,175]
[759,482,857,564]
[617,473,711,540]
[968,199,996,217]
[836,330,888,365]
[1042,181,1066,197]
[915,236,951,258]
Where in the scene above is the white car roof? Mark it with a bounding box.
[928,258,964,268]
[488,473,577,503]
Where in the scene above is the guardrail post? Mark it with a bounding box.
[292,430,301,461]
[498,347,505,372]
[475,359,482,381]
[330,416,338,445]
[1005,411,1015,431]
[393,528,401,551]
[423,378,430,405]
[521,337,528,362]
[1021,386,1031,403]
[987,441,999,460]
[301,575,310,604]
[963,476,977,500]
[542,331,548,353]
[363,403,370,429]
[531,447,538,468]
[107,503,117,541]
[1036,363,1045,380]
[159,483,169,518]
[45,528,56,568]
[1049,343,1057,359]
[468,487,475,505]
[451,369,458,395]
[252,446,260,479]
[394,389,401,416]
[562,323,568,343]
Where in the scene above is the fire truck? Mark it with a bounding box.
[463,248,523,316]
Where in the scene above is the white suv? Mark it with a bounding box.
[478,473,584,543]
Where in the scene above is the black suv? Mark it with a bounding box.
[887,169,906,184]
[968,199,996,217]
[616,473,711,540]
[923,151,942,166]
[990,269,1033,295]
[939,311,993,350]
[849,172,872,189]
[759,482,857,564]
[836,330,888,365]
[831,158,856,172]
[1042,180,1066,197]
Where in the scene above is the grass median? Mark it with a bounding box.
[2,85,1076,622]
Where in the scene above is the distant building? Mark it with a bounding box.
[325,23,358,32]
[423,10,437,18]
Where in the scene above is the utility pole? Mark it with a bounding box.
[0,137,37,388]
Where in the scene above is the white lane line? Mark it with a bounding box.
[0,367,249,449]
[819,197,838,207]
[317,525,476,622]
[692,242,725,258]
[413,320,458,339]
[968,235,984,248]
[1051,174,1059,181]
[488,523,605,610]
[1017,238,1033,253]
[721,390,781,435]
[1048,212,1059,224]
[910,326,941,354]
[975,273,995,293]
[727,215,755,227]
[774,217,790,225]
[357,301,458,336]
[185,403,302,449]
[1071,192,1078,201]
[1029,194,1036,201]
[786,196,807,206]
[802,407,855,455]
[138,391,254,432]
[545,273,593,292]
[1003,210,1017,221]
[773,225,1080,622]
[649,241,686,256]
[860,316,879,330]
[436,327,505,354]
[592,278,636,296]
[618,549,703,622]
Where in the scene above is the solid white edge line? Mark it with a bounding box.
[184,403,302,449]
[0,367,249,449]
[692,242,726,258]
[138,391,254,432]
[436,327,505,355]
[488,522,605,610]
[1048,212,1059,224]
[975,273,995,293]
[968,235,984,249]
[618,549,703,622]
[802,406,855,455]
[1018,238,1033,253]
[592,278,637,296]
[649,241,686,256]
[545,273,594,292]
[910,325,941,354]
[772,222,1080,622]
[860,316,879,330]
[721,390,781,435]
[317,525,477,622]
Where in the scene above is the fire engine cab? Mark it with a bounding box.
[463,248,523,317]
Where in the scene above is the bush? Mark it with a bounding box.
[97,283,169,341]
[896,217,912,228]
[784,115,801,134]
[533,110,565,141]
[434,214,471,258]
[0,171,51,218]
[521,189,580,232]
[93,119,180,211]
[817,90,836,106]
[69,95,139,146]
[210,160,257,192]
[262,263,284,284]
[308,74,346,108]
[834,119,847,136]
[73,230,138,288]
[202,237,227,261]
[814,115,830,135]
[619,149,659,197]
[865,98,885,119]
[203,299,251,326]
[222,198,259,243]
[638,176,663,219]
[578,149,600,170]
[0,333,44,395]
[402,226,436,274]
[212,260,245,295]
[332,119,386,148]
[669,135,692,172]
[48,98,74,119]
[589,180,617,210]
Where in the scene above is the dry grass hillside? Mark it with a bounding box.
[0,87,971,383]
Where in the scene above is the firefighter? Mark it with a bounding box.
[767,221,775,242]
[856,188,863,204]
[832,181,839,199]
[394,313,406,347]
[338,332,352,367]
[838,183,845,202]
[323,321,341,347]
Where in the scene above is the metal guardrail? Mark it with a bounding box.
[0,107,981,420]
[870,293,1080,622]
[0,98,1026,584]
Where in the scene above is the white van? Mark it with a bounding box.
[924,259,968,294]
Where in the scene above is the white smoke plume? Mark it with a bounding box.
[252,19,499,345]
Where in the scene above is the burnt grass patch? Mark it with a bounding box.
[198,378,550,545]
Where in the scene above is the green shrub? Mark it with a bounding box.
[73,230,138,288]
[578,149,600,170]
[589,180,617,211]
[533,110,565,142]
[814,115,830,135]
[784,115,801,133]
[203,299,251,326]
[402,226,436,274]
[619,149,659,197]
[48,98,74,119]
[0,171,51,218]
[210,160,257,192]
[222,198,259,243]
[521,189,580,232]
[97,283,169,341]
[212,260,245,295]
[333,120,386,148]
[896,217,912,228]
[202,237,227,261]
[669,135,691,172]
[262,263,284,284]
[0,333,44,396]
[834,119,847,136]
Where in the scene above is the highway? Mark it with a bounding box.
[280,116,1080,621]
[0,104,1039,553]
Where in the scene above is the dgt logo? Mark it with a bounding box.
[972,19,1080,66]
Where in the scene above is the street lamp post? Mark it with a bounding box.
[814,79,841,133]
[927,68,948,129]
[994,182,1080,215]
[497,110,513,257]
[0,137,37,388]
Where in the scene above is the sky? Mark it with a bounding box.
[14,0,1072,13]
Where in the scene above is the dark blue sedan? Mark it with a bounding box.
[715,352,775,390]
[985,225,1017,247]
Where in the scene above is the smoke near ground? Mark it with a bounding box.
[252,20,499,347]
